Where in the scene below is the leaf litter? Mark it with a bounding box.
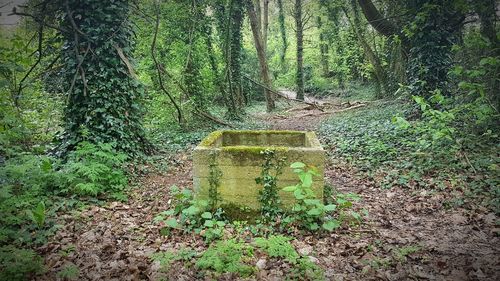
[35,102,499,280]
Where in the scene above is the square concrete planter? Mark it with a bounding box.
[193,130,325,217]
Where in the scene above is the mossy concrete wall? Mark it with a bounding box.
[193,130,325,211]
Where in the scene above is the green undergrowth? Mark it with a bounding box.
[318,100,499,212]
[0,141,131,280]
[153,157,364,279]
[151,235,324,280]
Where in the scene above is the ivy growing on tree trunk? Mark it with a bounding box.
[405,0,461,100]
[58,0,148,156]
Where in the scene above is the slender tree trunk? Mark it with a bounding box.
[277,0,287,65]
[262,0,269,52]
[295,0,304,100]
[345,3,388,97]
[229,0,245,109]
[317,16,329,77]
[245,0,275,111]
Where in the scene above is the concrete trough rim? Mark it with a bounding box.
[195,130,324,151]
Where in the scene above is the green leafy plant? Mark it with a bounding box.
[63,141,128,197]
[392,245,421,263]
[151,247,197,272]
[254,235,299,263]
[154,186,227,242]
[0,154,61,246]
[287,257,325,281]
[57,263,80,280]
[282,162,340,231]
[195,239,255,277]
[0,245,45,281]
[26,201,46,228]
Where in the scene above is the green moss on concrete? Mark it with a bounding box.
[225,130,304,135]
[199,131,224,147]
[221,146,289,154]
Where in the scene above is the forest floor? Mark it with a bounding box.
[36,94,499,281]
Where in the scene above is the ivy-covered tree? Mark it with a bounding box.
[405,0,463,99]
[58,0,148,155]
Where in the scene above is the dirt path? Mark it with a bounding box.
[36,98,499,280]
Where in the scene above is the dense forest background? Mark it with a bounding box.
[0,0,498,280]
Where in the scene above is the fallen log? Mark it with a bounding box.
[295,103,366,118]
[243,74,324,111]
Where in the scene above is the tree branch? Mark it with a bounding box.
[357,0,400,37]
[151,1,184,125]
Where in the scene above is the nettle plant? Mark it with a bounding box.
[282,162,338,231]
[283,162,363,232]
[154,186,226,243]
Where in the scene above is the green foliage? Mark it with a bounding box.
[0,30,63,157]
[58,0,148,155]
[195,239,255,277]
[26,201,46,228]
[0,245,45,281]
[404,0,461,99]
[0,154,61,246]
[254,235,299,263]
[319,99,499,212]
[62,142,128,197]
[392,245,421,263]
[56,263,80,280]
[154,186,226,242]
[254,235,325,280]
[287,257,325,281]
[256,149,286,221]
[282,162,343,232]
[151,247,197,272]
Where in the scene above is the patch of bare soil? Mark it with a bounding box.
[255,91,367,131]
[36,98,499,280]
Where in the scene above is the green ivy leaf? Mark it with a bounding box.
[294,189,305,200]
[182,205,200,216]
[304,199,320,205]
[308,222,319,230]
[300,173,313,188]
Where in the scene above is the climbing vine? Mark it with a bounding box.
[208,152,223,212]
[256,149,286,221]
[405,0,462,101]
[58,0,148,156]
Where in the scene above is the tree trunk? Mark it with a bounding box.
[295,0,304,100]
[345,3,388,97]
[277,0,287,65]
[262,0,269,52]
[59,0,149,155]
[245,0,275,111]
[317,16,330,78]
